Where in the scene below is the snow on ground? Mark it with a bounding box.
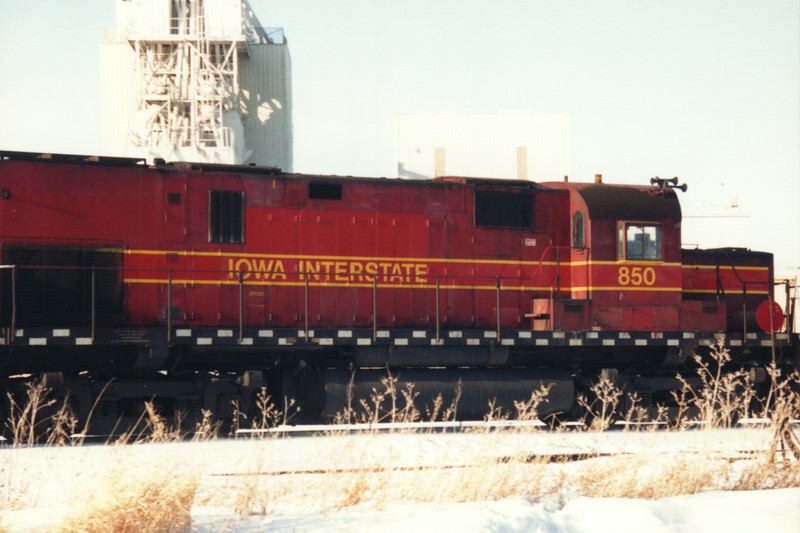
[191,490,800,533]
[1,426,799,532]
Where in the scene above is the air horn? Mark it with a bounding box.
[650,176,688,195]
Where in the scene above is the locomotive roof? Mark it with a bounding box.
[569,182,682,221]
[280,173,552,191]
[4,153,674,219]
[0,150,284,175]
[0,151,551,190]
[0,150,149,167]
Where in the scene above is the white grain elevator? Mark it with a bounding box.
[102,0,292,169]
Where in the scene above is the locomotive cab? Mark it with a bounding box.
[540,177,701,332]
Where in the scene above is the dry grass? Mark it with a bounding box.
[201,442,800,517]
[58,452,201,533]
[1,341,799,529]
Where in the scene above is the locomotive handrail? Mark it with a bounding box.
[787,278,797,336]
[709,253,782,345]
[533,245,572,299]
[158,266,537,333]
[435,277,441,343]
[56,263,800,337]
[240,270,246,343]
[532,245,571,275]
[372,277,377,342]
[2,262,795,349]
[167,270,173,343]
[496,276,502,341]
[9,266,13,345]
[530,245,574,330]
[3,262,569,337]
[1,264,122,343]
[0,265,16,345]
[91,267,96,343]
[791,276,798,336]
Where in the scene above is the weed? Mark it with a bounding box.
[251,387,298,431]
[4,382,80,447]
[668,339,758,429]
[576,371,623,431]
[767,384,800,464]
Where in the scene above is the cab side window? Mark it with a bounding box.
[572,212,585,249]
[618,222,661,260]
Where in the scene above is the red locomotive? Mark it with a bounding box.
[0,151,795,429]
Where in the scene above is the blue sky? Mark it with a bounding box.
[0,0,798,273]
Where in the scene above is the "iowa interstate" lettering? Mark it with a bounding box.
[227,257,430,284]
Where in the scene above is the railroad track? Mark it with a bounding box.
[233,417,797,438]
[205,449,774,479]
[4,417,795,447]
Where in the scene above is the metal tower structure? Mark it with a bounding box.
[104,0,292,167]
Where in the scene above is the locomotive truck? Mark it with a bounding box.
[0,151,795,431]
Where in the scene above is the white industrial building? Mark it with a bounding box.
[396,112,569,181]
[102,0,292,169]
